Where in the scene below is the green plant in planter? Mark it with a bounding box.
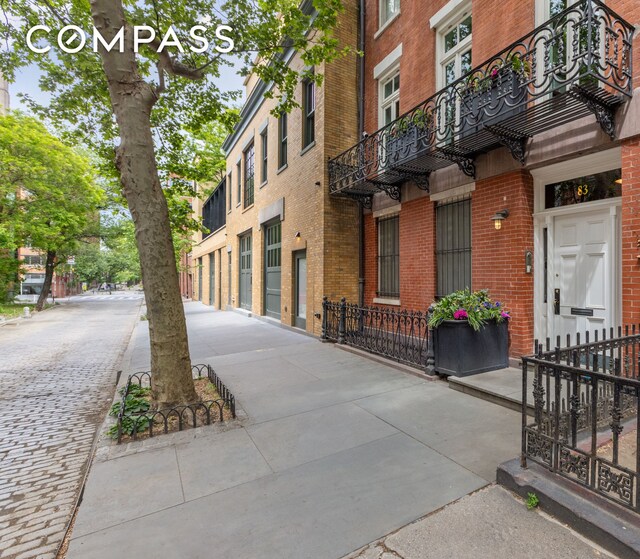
[464,53,531,95]
[428,289,510,331]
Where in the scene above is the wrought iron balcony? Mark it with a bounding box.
[329,0,634,205]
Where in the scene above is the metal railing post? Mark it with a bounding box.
[321,296,328,340]
[338,297,346,345]
[425,305,436,376]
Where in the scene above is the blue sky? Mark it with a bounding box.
[10,62,245,112]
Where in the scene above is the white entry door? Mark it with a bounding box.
[552,208,614,341]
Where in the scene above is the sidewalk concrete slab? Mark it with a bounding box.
[175,428,272,501]
[345,485,614,559]
[69,433,486,559]
[356,383,520,482]
[246,401,399,471]
[67,303,535,559]
[210,355,319,397]
[235,367,424,424]
[72,446,183,539]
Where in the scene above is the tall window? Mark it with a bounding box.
[227,171,232,211]
[440,12,472,88]
[378,216,400,298]
[261,129,268,184]
[244,143,255,208]
[302,79,315,148]
[278,113,288,168]
[379,71,400,127]
[236,162,241,206]
[380,0,400,27]
[202,178,226,236]
[436,198,471,296]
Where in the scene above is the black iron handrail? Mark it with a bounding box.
[328,0,634,200]
[322,297,434,373]
[522,331,640,513]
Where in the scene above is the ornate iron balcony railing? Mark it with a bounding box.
[328,0,634,205]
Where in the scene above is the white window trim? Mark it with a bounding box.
[379,0,401,32]
[534,0,580,27]
[378,70,401,129]
[435,2,472,92]
[430,0,470,29]
[374,10,401,39]
[373,44,403,80]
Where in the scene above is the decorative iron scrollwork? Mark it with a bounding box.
[526,429,553,466]
[436,149,476,178]
[486,126,529,165]
[327,0,633,197]
[378,184,401,201]
[407,172,431,191]
[569,85,617,139]
[597,461,633,506]
[559,447,589,483]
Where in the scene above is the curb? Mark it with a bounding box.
[497,458,640,559]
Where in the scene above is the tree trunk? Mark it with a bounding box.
[36,250,55,311]
[90,0,197,407]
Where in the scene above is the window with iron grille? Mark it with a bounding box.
[436,198,471,296]
[278,112,288,168]
[244,143,254,208]
[236,162,241,205]
[377,215,399,298]
[202,178,226,237]
[261,129,268,183]
[302,79,315,148]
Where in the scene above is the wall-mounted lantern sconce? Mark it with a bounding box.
[315,181,321,187]
[295,231,301,239]
[492,209,509,230]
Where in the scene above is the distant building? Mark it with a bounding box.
[190,0,360,336]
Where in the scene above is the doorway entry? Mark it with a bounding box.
[264,221,282,318]
[209,252,215,308]
[239,233,252,310]
[294,251,307,330]
[533,153,621,345]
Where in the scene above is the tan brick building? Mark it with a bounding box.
[191,0,361,336]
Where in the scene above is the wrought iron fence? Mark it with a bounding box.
[116,364,236,443]
[322,297,434,372]
[522,331,640,513]
[328,0,634,202]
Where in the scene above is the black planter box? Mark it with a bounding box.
[386,123,429,166]
[459,69,527,139]
[434,319,509,377]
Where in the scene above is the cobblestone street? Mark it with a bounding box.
[0,295,142,559]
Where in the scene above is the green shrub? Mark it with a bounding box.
[107,383,152,439]
[428,289,510,331]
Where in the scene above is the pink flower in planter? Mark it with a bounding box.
[453,309,469,320]
[501,311,511,320]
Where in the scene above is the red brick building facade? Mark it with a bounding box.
[331,0,640,357]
